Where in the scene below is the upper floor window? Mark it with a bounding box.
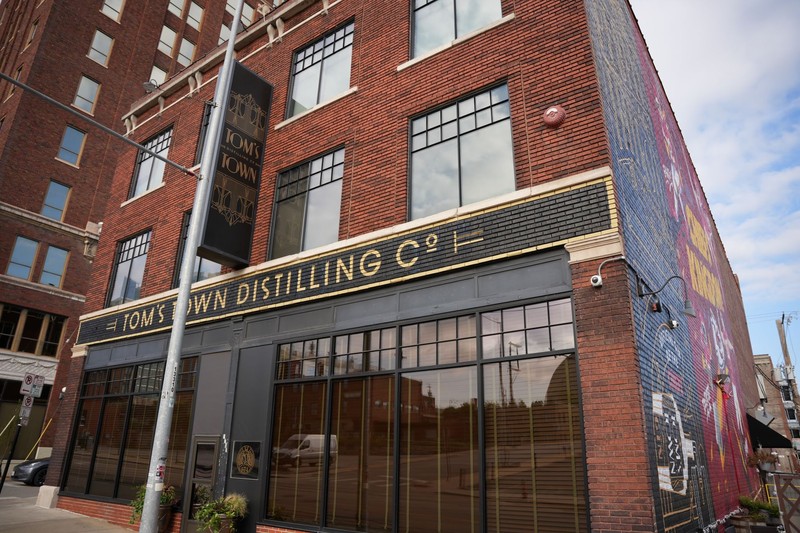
[73,76,100,114]
[0,303,66,357]
[101,0,125,22]
[226,0,255,26]
[129,128,172,198]
[88,30,114,66]
[7,236,38,280]
[150,65,167,86]
[6,65,22,99]
[187,2,204,30]
[412,0,502,57]
[174,212,223,287]
[25,18,38,47]
[108,231,151,307]
[271,148,344,259]
[177,38,195,66]
[167,0,184,17]
[410,84,514,220]
[57,125,87,166]
[194,101,213,164]
[41,180,71,221]
[287,22,354,117]
[158,25,177,56]
[218,23,231,45]
[40,246,69,287]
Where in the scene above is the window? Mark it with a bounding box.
[174,212,223,287]
[287,22,354,117]
[789,408,797,421]
[271,148,344,259]
[187,2,203,30]
[88,30,113,66]
[267,297,586,532]
[101,0,124,21]
[63,358,197,499]
[412,0,502,57]
[129,128,172,198]
[158,25,177,55]
[25,19,38,47]
[793,429,800,439]
[167,0,184,17]
[41,180,71,221]
[177,38,195,66]
[73,76,100,114]
[149,65,167,86]
[218,23,230,45]
[7,65,22,99]
[194,101,213,164]
[782,386,792,402]
[410,84,514,220]
[7,236,38,280]
[0,303,66,356]
[57,125,87,166]
[226,0,255,26]
[40,246,69,287]
[108,231,151,307]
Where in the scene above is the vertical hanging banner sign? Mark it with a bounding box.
[198,62,273,267]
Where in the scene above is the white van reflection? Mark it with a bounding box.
[273,434,338,468]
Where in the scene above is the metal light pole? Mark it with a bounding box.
[138,0,246,531]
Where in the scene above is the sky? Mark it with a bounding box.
[628,1,800,367]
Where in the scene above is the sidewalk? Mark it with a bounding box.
[0,495,129,533]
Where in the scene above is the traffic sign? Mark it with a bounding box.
[20,373,34,395]
[31,374,45,398]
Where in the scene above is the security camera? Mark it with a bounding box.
[590,275,603,288]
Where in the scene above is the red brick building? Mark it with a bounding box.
[41,1,783,532]
[0,0,259,463]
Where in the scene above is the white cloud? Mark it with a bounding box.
[630,0,800,359]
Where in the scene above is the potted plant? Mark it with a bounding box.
[195,492,248,533]
[746,449,778,471]
[129,484,179,533]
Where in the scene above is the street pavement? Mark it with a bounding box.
[0,480,129,533]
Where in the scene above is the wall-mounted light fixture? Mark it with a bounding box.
[638,275,696,317]
[590,255,626,288]
[143,79,160,93]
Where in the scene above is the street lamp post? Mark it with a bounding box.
[137,1,246,531]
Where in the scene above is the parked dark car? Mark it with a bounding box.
[11,457,49,486]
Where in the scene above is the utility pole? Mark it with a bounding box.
[777,316,799,406]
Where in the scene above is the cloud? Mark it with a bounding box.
[630,0,800,358]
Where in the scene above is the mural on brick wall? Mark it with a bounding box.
[632,9,758,532]
[584,1,757,531]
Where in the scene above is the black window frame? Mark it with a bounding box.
[128,127,173,199]
[285,20,355,119]
[172,211,223,288]
[107,230,152,307]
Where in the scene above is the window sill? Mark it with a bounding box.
[120,181,166,207]
[0,273,85,302]
[54,157,80,169]
[274,86,359,130]
[397,13,515,72]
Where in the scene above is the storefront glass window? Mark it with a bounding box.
[266,296,585,532]
[64,358,197,500]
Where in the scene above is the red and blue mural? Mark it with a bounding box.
[585,0,759,530]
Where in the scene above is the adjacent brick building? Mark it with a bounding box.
[37,1,783,532]
[0,0,260,461]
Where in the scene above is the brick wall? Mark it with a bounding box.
[572,258,656,531]
[84,0,609,314]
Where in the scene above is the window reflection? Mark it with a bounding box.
[483,356,586,532]
[413,0,502,58]
[398,367,480,533]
